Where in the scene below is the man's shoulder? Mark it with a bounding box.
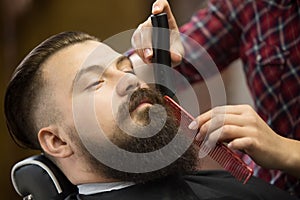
[183,170,298,200]
[64,172,242,200]
[63,171,297,200]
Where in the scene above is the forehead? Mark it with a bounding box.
[41,40,121,91]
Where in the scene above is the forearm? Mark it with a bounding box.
[279,136,300,178]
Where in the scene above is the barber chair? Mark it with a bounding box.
[11,154,78,200]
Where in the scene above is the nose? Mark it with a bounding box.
[115,73,141,96]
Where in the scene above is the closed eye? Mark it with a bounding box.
[116,56,135,75]
[123,70,135,75]
[86,79,104,90]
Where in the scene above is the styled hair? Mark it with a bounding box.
[4,31,99,150]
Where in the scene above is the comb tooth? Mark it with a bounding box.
[207,144,253,183]
[239,169,249,182]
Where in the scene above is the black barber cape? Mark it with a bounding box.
[65,170,298,200]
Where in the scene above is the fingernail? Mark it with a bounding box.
[227,142,233,149]
[195,133,203,141]
[152,5,160,12]
[144,48,152,58]
[188,120,198,130]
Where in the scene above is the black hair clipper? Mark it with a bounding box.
[151,13,176,99]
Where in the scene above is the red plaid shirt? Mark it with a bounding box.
[176,0,300,196]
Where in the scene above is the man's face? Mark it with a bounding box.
[43,40,147,135]
[43,40,196,182]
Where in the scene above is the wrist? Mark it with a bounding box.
[280,137,300,178]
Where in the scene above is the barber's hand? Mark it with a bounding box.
[131,0,183,66]
[189,105,290,170]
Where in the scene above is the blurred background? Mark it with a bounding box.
[1,0,252,198]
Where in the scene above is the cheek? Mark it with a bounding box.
[94,92,117,136]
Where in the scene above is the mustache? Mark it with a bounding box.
[127,87,165,114]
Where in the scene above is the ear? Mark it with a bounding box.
[38,125,73,158]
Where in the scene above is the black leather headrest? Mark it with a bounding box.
[11,154,78,200]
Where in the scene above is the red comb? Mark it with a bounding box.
[164,96,253,184]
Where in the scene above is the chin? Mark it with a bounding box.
[131,106,152,126]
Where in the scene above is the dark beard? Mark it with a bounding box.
[113,88,177,152]
[76,88,198,183]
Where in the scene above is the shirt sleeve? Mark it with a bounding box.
[176,0,243,84]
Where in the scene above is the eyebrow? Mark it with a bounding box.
[115,55,131,68]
